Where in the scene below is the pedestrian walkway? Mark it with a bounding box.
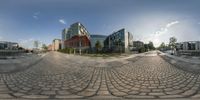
[0,51,200,99]
[158,51,200,64]
[0,53,46,73]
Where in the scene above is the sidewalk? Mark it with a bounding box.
[158,51,200,64]
[158,51,200,73]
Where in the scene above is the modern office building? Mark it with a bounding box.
[52,39,61,51]
[0,41,19,50]
[63,22,91,53]
[90,35,107,52]
[61,28,68,49]
[176,41,200,50]
[104,28,133,53]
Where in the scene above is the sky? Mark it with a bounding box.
[0,0,200,48]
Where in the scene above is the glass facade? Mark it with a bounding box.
[0,41,18,50]
[90,35,107,52]
[104,28,133,53]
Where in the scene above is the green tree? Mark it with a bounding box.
[144,44,149,52]
[159,42,166,50]
[148,41,155,50]
[169,37,177,54]
[95,40,102,53]
[160,42,165,48]
[42,44,48,51]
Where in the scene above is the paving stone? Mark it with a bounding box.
[165,90,184,95]
[12,93,25,97]
[128,90,140,95]
[57,90,71,95]
[159,95,184,98]
[0,94,14,98]
[112,91,128,96]
[124,95,156,99]
[22,95,49,99]
[41,91,56,95]
[192,94,200,98]
[148,92,166,96]
[1,51,200,99]
[181,90,197,96]
[55,95,84,99]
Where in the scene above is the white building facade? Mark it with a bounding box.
[177,41,200,50]
[52,39,61,51]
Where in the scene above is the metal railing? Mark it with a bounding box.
[177,50,200,56]
[0,50,25,58]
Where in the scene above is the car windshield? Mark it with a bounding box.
[0,0,200,99]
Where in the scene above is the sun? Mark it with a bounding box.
[153,38,161,47]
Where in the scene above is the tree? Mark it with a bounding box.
[169,37,177,54]
[160,42,165,48]
[95,40,102,53]
[159,42,166,50]
[144,44,149,52]
[148,41,155,50]
[42,44,48,51]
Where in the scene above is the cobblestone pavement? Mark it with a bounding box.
[0,51,200,99]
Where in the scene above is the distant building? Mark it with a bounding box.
[0,41,19,50]
[133,41,144,51]
[48,44,52,51]
[52,39,61,51]
[61,28,68,49]
[104,28,133,53]
[176,41,200,50]
[63,22,91,53]
[176,41,200,56]
[90,35,107,52]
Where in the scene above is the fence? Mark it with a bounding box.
[177,50,200,56]
[0,50,25,58]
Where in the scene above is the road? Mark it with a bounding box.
[0,51,200,99]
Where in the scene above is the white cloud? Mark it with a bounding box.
[155,21,179,35]
[33,15,38,19]
[32,12,40,20]
[0,36,3,40]
[142,21,180,47]
[166,21,179,28]
[59,19,66,24]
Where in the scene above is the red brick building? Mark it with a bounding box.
[64,35,91,51]
[62,22,91,54]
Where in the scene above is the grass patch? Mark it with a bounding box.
[81,53,125,58]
